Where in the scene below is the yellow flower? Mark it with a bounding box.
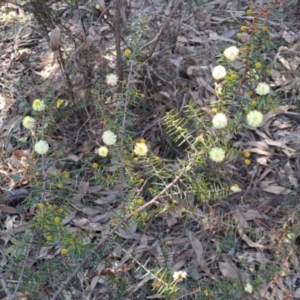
[34,140,49,155]
[32,99,46,111]
[197,135,204,143]
[262,26,268,32]
[102,130,117,146]
[244,159,251,165]
[133,211,139,217]
[265,68,271,75]
[90,88,97,95]
[248,91,253,97]
[54,217,61,225]
[255,82,270,95]
[57,183,63,189]
[240,26,248,32]
[22,116,36,129]
[61,248,68,255]
[230,184,241,193]
[62,170,70,178]
[56,99,64,108]
[229,73,237,80]
[203,290,209,296]
[106,74,118,86]
[237,33,243,39]
[247,110,264,127]
[223,46,239,61]
[209,147,225,162]
[133,157,139,162]
[212,65,226,80]
[92,162,99,169]
[244,151,251,158]
[98,146,109,157]
[136,198,144,205]
[47,204,54,210]
[139,178,144,183]
[124,48,132,57]
[212,113,227,129]
[134,142,148,156]
[46,235,53,241]
[251,100,257,107]
[246,9,253,15]
[38,203,44,209]
[255,62,261,69]
[154,156,160,161]
[211,108,218,114]
[173,270,187,282]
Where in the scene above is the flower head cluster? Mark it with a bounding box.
[223,46,239,61]
[34,140,49,155]
[244,159,251,165]
[247,110,264,128]
[209,147,225,162]
[32,99,46,111]
[22,116,36,129]
[255,62,262,69]
[56,99,64,108]
[124,48,132,57]
[244,283,253,293]
[61,248,68,255]
[106,74,118,86]
[244,151,251,158]
[230,184,241,193]
[212,113,227,129]
[255,82,270,95]
[173,270,187,282]
[212,65,226,80]
[92,162,99,169]
[62,170,70,179]
[134,142,148,156]
[214,83,222,95]
[98,146,109,157]
[102,130,117,146]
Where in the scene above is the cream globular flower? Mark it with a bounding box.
[255,82,270,95]
[247,110,264,128]
[214,83,222,95]
[173,270,187,282]
[244,283,253,293]
[212,113,227,129]
[212,65,227,80]
[134,142,148,156]
[102,130,117,146]
[223,46,239,61]
[209,147,225,162]
[32,99,46,111]
[98,146,109,157]
[230,184,241,193]
[22,116,36,129]
[34,140,49,155]
[106,74,118,86]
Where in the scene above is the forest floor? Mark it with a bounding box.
[1,0,300,299]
